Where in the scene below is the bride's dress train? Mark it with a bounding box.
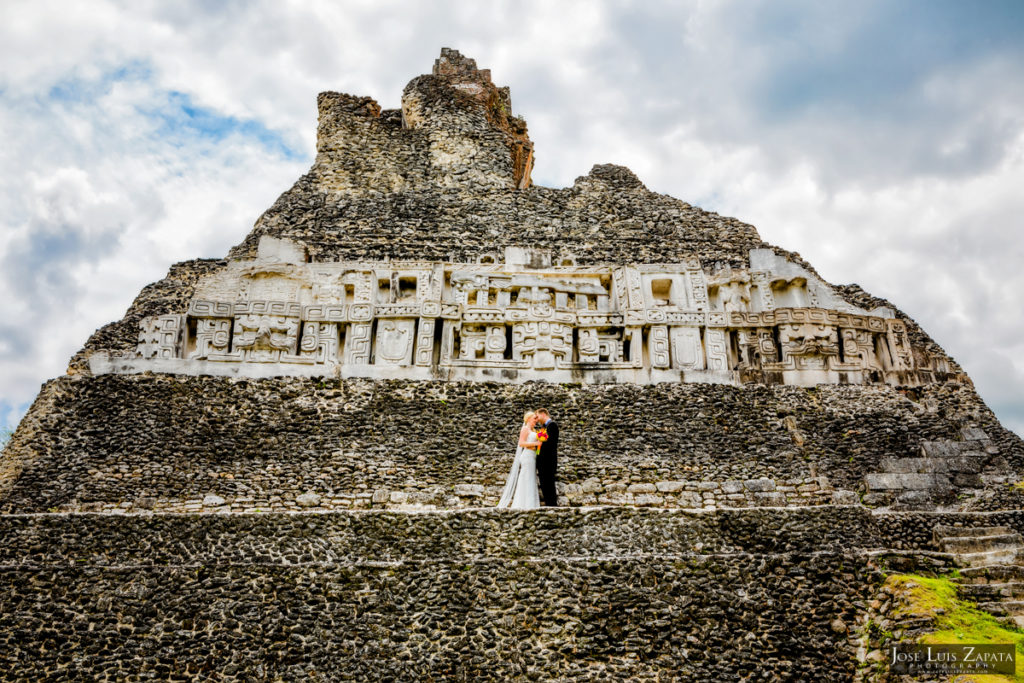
[497,437,540,509]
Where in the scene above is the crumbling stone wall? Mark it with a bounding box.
[0,507,884,565]
[871,509,1024,550]
[227,48,768,268]
[0,508,887,681]
[64,50,960,388]
[0,556,877,681]
[8,506,1011,682]
[835,283,962,375]
[224,49,766,267]
[234,164,767,267]
[3,375,1012,514]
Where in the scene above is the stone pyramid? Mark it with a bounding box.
[3,48,1024,680]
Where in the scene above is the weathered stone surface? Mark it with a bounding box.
[2,48,1024,682]
[3,375,1016,514]
[295,492,321,507]
[7,507,1024,567]
[864,473,947,491]
[86,235,945,388]
[0,553,876,680]
[633,493,664,506]
[0,507,1020,680]
[453,483,484,497]
[832,490,860,505]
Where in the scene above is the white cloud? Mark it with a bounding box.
[0,54,306,426]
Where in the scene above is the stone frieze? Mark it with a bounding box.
[91,239,935,387]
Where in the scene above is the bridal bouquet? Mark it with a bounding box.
[535,428,549,453]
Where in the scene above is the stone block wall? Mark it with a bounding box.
[0,508,886,681]
[0,507,884,565]
[0,557,877,681]
[3,498,1017,679]
[3,374,1013,514]
[870,509,1024,550]
[236,166,768,268]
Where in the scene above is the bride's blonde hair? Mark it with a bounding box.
[522,410,536,425]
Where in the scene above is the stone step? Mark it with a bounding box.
[862,490,946,509]
[952,548,1021,568]
[976,600,1024,617]
[934,525,1014,539]
[959,582,1024,600]
[863,473,950,491]
[939,533,1024,555]
[961,426,990,442]
[920,441,986,458]
[896,490,931,505]
[880,456,986,474]
[957,565,1024,583]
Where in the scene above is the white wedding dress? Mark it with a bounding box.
[497,429,541,509]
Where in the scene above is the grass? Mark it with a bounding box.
[887,573,1024,682]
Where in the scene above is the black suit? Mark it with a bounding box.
[538,419,559,506]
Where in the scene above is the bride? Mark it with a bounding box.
[497,411,541,509]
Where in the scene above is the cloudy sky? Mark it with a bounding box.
[1,0,1023,436]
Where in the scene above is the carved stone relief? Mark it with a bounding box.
[778,323,839,370]
[513,321,572,369]
[138,315,185,360]
[346,323,373,365]
[192,318,238,361]
[705,329,730,372]
[459,324,487,361]
[887,320,914,371]
[298,322,340,365]
[649,325,671,369]
[375,319,415,365]
[839,328,880,372]
[233,314,299,363]
[670,327,704,370]
[126,245,929,387]
[415,318,436,366]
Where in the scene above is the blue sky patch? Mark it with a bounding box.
[144,90,305,161]
[0,400,29,432]
[45,61,305,162]
[47,60,154,103]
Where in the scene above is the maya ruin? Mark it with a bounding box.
[3,48,1024,680]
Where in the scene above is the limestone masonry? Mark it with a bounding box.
[4,48,1024,681]
[85,48,950,389]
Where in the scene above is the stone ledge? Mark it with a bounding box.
[3,374,1011,515]
[6,507,1021,565]
[0,507,882,567]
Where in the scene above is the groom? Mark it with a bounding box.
[535,408,559,506]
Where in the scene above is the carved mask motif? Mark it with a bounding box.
[378,321,411,361]
[234,315,296,352]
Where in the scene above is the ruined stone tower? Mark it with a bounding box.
[3,49,1024,680]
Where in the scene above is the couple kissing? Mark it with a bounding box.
[496,408,560,509]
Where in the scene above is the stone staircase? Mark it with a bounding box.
[934,524,1024,627]
[862,427,999,509]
